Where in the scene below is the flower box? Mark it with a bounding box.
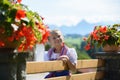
[0,0,49,80]
[84,24,120,52]
[0,0,49,52]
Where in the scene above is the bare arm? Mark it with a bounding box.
[58,55,77,72]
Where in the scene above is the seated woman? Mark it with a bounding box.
[44,29,77,78]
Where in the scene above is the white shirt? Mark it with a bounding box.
[44,48,77,64]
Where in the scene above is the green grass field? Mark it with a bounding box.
[64,37,91,59]
[64,37,83,48]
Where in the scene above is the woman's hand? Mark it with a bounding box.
[57,55,77,72]
[57,55,69,64]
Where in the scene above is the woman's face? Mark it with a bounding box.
[49,31,64,48]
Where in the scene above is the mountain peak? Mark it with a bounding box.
[48,20,110,35]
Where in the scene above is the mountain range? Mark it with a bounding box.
[48,20,117,36]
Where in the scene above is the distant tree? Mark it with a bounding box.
[80,41,96,59]
[80,41,86,51]
[45,43,51,51]
[80,40,104,59]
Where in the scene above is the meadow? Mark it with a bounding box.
[64,36,91,60]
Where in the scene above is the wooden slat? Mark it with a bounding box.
[26,59,104,74]
[26,60,67,74]
[77,59,104,69]
[45,71,104,80]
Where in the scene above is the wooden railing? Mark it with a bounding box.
[26,59,105,80]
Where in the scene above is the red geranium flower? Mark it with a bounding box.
[84,25,120,51]
[84,43,91,51]
[17,0,22,3]
[15,10,26,20]
[0,41,5,47]
[0,0,50,52]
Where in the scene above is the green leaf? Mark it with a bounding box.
[4,22,13,36]
[9,8,17,20]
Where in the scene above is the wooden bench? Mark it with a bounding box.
[26,59,105,80]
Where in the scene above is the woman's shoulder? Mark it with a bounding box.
[67,47,77,63]
[67,48,76,52]
[67,48,77,54]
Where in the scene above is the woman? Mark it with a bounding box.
[44,30,77,78]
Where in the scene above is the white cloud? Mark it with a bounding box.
[22,0,120,26]
[85,15,120,23]
[44,16,81,27]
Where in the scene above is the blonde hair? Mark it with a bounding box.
[48,29,64,42]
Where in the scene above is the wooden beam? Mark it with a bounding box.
[26,60,67,74]
[26,59,104,74]
[45,71,104,80]
[76,59,104,69]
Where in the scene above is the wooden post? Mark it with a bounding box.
[0,48,29,80]
[95,52,120,80]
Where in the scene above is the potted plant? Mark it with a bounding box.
[0,0,49,52]
[84,24,120,80]
[0,0,49,80]
[84,24,120,52]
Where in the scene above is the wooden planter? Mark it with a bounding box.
[0,48,29,80]
[94,52,120,80]
[103,44,119,52]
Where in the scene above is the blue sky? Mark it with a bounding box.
[22,0,120,27]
